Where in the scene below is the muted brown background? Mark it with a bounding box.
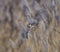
[0,0,60,52]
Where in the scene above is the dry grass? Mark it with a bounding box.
[0,0,60,52]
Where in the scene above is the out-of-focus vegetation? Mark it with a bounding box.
[0,0,60,52]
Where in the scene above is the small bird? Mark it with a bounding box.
[27,16,38,26]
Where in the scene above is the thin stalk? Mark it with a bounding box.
[9,4,14,38]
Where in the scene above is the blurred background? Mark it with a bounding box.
[0,0,60,52]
